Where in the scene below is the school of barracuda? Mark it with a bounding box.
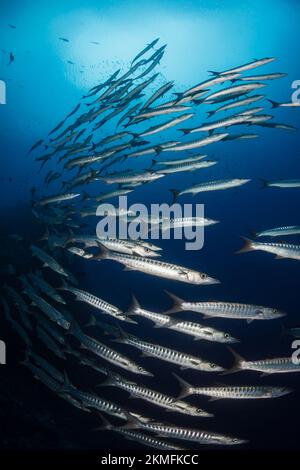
[2,39,300,450]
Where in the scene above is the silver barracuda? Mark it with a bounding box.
[115,328,224,372]
[165,291,285,322]
[154,154,208,166]
[155,159,217,174]
[179,113,252,134]
[209,57,276,76]
[99,370,212,417]
[206,95,265,117]
[30,245,69,277]
[238,73,286,81]
[162,132,229,152]
[23,289,71,330]
[237,237,300,260]
[131,113,194,137]
[126,295,238,343]
[173,374,292,400]
[255,225,300,238]
[35,192,80,206]
[170,178,250,200]
[203,83,266,103]
[227,348,300,375]
[94,242,219,285]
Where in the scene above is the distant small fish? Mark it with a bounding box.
[67,60,75,65]
[8,24,16,29]
[8,52,14,65]
[59,37,69,42]
[90,41,100,45]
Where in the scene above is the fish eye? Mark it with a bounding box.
[224,333,229,338]
[272,308,278,313]
[200,273,207,280]
[138,366,143,371]
[210,363,216,368]
[196,408,202,413]
[232,438,238,443]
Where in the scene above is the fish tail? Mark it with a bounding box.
[93,241,111,260]
[163,290,184,313]
[235,237,255,254]
[259,178,269,189]
[178,128,190,135]
[208,70,220,76]
[267,99,279,108]
[92,413,114,432]
[125,294,141,316]
[221,347,244,375]
[169,188,180,203]
[96,370,116,389]
[172,373,193,399]
[206,110,215,118]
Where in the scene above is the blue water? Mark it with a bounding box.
[1,0,300,451]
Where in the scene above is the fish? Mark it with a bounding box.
[153,154,208,166]
[69,320,151,376]
[162,133,228,151]
[129,105,191,124]
[94,242,219,285]
[164,291,285,322]
[246,114,273,124]
[27,139,44,155]
[206,95,265,117]
[209,57,276,76]
[238,73,286,81]
[267,99,300,108]
[30,245,69,277]
[262,179,300,188]
[120,413,247,445]
[126,295,238,343]
[178,73,241,98]
[226,348,300,375]
[155,159,217,174]
[98,170,164,185]
[258,122,296,130]
[131,38,160,65]
[115,327,224,372]
[141,81,174,109]
[59,37,69,42]
[254,226,300,238]
[28,271,66,304]
[130,113,194,138]
[99,370,212,417]
[34,192,80,206]
[58,280,130,322]
[173,374,292,400]
[1,296,32,346]
[180,113,252,134]
[237,237,300,261]
[170,178,250,200]
[149,216,219,231]
[203,83,266,104]
[23,288,70,330]
[100,417,185,451]
[8,52,14,65]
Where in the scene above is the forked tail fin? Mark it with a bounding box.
[235,237,255,254]
[172,373,194,400]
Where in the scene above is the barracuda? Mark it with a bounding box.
[99,370,212,417]
[58,280,129,322]
[170,178,250,200]
[227,348,300,375]
[126,295,238,343]
[255,225,300,238]
[121,414,247,445]
[173,374,292,400]
[69,320,151,376]
[165,291,285,322]
[94,242,219,285]
[115,327,224,372]
[30,245,69,277]
[155,159,217,174]
[237,237,300,260]
[162,132,228,151]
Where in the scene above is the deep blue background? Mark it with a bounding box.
[1,0,300,451]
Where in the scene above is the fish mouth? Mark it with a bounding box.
[204,277,221,285]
